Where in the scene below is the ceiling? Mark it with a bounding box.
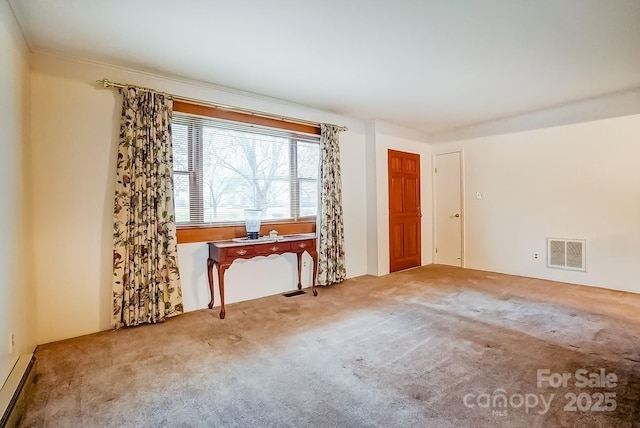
[9,0,640,135]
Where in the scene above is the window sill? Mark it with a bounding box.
[176,219,316,244]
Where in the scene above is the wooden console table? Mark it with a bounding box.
[207,233,318,319]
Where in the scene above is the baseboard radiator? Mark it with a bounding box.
[0,354,35,428]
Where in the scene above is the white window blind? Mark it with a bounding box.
[172,113,320,226]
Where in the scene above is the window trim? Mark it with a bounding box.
[172,101,319,243]
[173,101,320,135]
[176,219,316,244]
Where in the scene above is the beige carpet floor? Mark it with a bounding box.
[18,265,640,427]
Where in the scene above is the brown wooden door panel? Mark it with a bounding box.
[388,149,421,273]
[390,222,404,260]
[390,155,402,171]
[402,157,418,173]
[389,175,404,214]
[404,177,419,213]
[405,220,419,257]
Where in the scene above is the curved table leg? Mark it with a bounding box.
[218,263,231,319]
[207,258,215,309]
[296,252,303,290]
[308,249,319,296]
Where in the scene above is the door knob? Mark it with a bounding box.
[454,213,460,218]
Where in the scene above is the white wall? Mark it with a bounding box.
[434,114,640,293]
[367,121,433,276]
[364,122,379,275]
[30,52,368,344]
[431,87,640,143]
[0,0,35,384]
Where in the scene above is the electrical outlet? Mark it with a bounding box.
[532,252,539,261]
[303,261,308,268]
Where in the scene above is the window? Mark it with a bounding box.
[172,110,320,226]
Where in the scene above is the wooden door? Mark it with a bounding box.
[388,149,421,272]
[434,151,462,266]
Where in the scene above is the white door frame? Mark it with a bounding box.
[432,150,465,267]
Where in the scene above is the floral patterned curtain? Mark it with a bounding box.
[317,124,346,285]
[112,87,183,328]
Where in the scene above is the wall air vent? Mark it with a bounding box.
[547,238,586,271]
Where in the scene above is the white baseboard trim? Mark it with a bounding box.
[0,354,35,428]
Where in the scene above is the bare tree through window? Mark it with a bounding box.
[172,115,318,225]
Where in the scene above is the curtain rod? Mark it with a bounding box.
[96,78,348,132]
